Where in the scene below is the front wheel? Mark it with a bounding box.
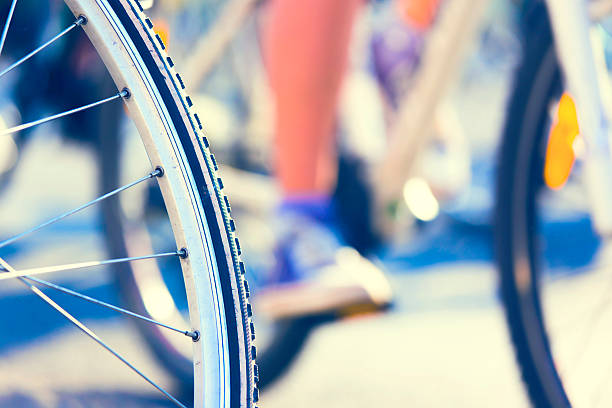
[1,0,257,406]
[77,1,259,405]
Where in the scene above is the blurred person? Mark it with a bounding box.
[256,0,439,318]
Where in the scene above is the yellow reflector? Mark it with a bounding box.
[544,92,579,190]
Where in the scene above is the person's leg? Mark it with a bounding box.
[258,0,392,317]
[264,0,361,197]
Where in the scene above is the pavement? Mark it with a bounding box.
[261,267,529,408]
[0,261,532,408]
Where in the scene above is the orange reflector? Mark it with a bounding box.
[153,19,170,50]
[544,92,579,190]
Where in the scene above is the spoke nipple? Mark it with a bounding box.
[120,88,131,99]
[77,15,88,26]
[188,330,200,342]
[152,166,164,178]
[178,248,188,259]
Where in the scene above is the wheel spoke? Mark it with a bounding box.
[0,250,185,281]
[0,0,18,58]
[0,15,85,79]
[0,89,127,137]
[22,274,199,339]
[0,168,161,249]
[0,258,188,408]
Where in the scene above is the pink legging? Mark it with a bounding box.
[263,0,439,196]
[264,0,361,196]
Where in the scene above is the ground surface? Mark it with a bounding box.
[0,133,533,407]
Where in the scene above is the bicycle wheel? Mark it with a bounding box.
[95,0,315,389]
[496,3,608,407]
[0,0,257,406]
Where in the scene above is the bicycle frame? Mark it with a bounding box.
[373,0,488,206]
[174,0,612,240]
[546,0,612,236]
[177,0,496,220]
[183,0,259,87]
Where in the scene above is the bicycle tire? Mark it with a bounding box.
[94,0,316,390]
[62,0,258,406]
[494,3,570,407]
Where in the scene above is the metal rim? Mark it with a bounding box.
[64,0,232,405]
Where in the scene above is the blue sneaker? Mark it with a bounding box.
[255,208,393,319]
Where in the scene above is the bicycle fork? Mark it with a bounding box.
[546,0,612,236]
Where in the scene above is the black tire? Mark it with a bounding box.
[334,153,381,255]
[495,3,570,407]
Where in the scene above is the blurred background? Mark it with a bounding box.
[1,0,610,406]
